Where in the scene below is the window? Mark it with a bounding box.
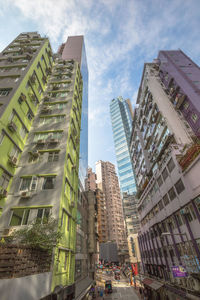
[10,209,30,226]
[167,158,175,173]
[189,204,197,220]
[27,110,33,121]
[158,200,164,210]
[9,207,51,226]
[191,113,198,123]
[0,89,10,97]
[20,126,26,139]
[48,152,59,162]
[36,207,51,224]
[42,176,55,189]
[168,187,176,201]
[162,168,168,181]
[157,176,163,187]
[175,179,185,194]
[163,194,170,206]
[20,176,38,191]
[195,197,200,214]
[18,96,24,105]
[37,62,40,69]
[184,101,189,110]
[9,145,19,158]
[0,132,5,145]
[175,213,183,226]
[0,171,11,189]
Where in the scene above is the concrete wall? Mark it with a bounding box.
[0,272,51,300]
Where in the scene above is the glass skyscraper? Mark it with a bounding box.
[110,96,136,194]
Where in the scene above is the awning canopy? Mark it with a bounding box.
[143,277,164,290]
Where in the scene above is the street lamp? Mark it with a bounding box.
[161,232,199,272]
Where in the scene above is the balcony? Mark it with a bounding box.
[8,156,18,167]
[0,187,8,198]
[7,121,17,133]
[179,144,200,171]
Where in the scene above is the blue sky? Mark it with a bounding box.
[1,0,200,172]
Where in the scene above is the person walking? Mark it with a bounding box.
[100,289,104,299]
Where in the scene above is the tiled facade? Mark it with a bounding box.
[130,52,200,299]
[0,32,87,300]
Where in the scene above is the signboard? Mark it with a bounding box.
[180,255,200,273]
[172,266,187,278]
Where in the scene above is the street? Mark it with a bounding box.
[95,269,140,300]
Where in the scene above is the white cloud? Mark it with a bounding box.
[2,0,200,166]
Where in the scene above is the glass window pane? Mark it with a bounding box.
[175,179,185,194]
[20,178,31,191]
[22,209,30,225]
[10,209,24,226]
[43,177,55,189]
[167,158,175,172]
[43,208,51,224]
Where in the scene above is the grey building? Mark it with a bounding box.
[130,52,200,300]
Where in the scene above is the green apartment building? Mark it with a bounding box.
[0,32,86,300]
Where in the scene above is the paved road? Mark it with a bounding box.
[95,270,140,300]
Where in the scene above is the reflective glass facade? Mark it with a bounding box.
[79,42,88,189]
[110,97,136,194]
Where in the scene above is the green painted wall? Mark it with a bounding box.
[0,39,52,209]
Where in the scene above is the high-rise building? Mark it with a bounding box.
[110,96,140,263]
[85,167,97,191]
[110,96,136,194]
[57,36,94,300]
[95,160,127,252]
[86,167,108,243]
[130,50,200,300]
[0,32,90,300]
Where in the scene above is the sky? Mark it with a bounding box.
[0,0,200,172]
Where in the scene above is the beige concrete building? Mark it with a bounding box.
[95,160,127,250]
[86,167,108,244]
[85,167,96,191]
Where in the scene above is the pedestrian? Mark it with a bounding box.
[97,286,100,296]
[100,289,104,299]
[139,287,143,295]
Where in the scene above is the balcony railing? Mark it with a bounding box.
[179,144,200,171]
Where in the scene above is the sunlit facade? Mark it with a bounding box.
[110,96,136,194]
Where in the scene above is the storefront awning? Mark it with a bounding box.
[143,277,164,290]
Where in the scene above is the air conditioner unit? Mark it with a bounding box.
[26,54,32,60]
[8,121,17,132]
[70,201,75,208]
[29,75,36,84]
[20,191,32,199]
[21,93,26,101]
[41,106,51,113]
[49,138,59,144]
[7,57,14,63]
[30,150,40,158]
[0,187,8,198]
[8,156,17,167]
[46,67,52,75]
[29,94,36,102]
[36,139,45,145]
